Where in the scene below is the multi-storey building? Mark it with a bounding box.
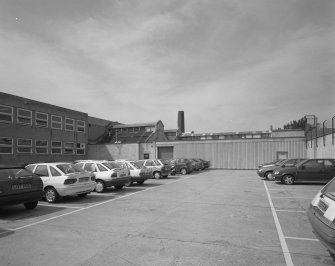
[0,92,88,164]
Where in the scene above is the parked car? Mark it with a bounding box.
[137,159,171,179]
[273,159,335,185]
[74,160,131,193]
[257,158,305,180]
[189,158,203,171]
[171,159,193,175]
[25,162,96,203]
[197,158,210,169]
[258,159,286,169]
[307,177,335,256]
[113,161,151,186]
[0,164,44,209]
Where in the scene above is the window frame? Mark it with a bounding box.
[51,141,62,154]
[76,142,86,155]
[17,138,33,154]
[51,115,62,130]
[64,142,75,154]
[76,120,86,133]
[35,112,48,128]
[65,118,75,131]
[0,137,13,154]
[17,108,32,126]
[35,139,48,154]
[0,104,13,123]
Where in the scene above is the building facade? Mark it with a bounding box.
[0,92,88,164]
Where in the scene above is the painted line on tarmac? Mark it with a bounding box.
[276,209,306,213]
[7,175,194,231]
[264,181,294,266]
[269,188,320,192]
[37,203,82,209]
[271,197,313,200]
[285,236,319,242]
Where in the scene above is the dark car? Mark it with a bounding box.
[273,159,335,185]
[258,159,286,169]
[197,158,210,169]
[189,159,203,171]
[257,158,305,180]
[172,159,193,174]
[307,177,335,257]
[0,165,44,209]
[167,159,189,175]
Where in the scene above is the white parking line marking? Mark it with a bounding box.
[269,188,320,192]
[7,176,194,231]
[271,197,313,200]
[264,181,294,266]
[276,209,306,213]
[285,236,319,241]
[37,203,82,209]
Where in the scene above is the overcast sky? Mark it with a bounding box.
[0,0,334,133]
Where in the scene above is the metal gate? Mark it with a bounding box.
[157,146,174,159]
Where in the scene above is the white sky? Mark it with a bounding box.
[0,0,334,133]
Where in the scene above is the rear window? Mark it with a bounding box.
[102,162,119,169]
[56,164,80,174]
[0,168,34,179]
[322,178,335,200]
[129,162,141,169]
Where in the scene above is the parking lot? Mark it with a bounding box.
[0,170,333,266]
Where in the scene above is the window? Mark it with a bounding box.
[36,140,48,154]
[35,112,48,128]
[0,137,13,154]
[77,120,85,133]
[144,153,150,159]
[17,138,32,153]
[64,142,74,154]
[65,118,75,131]
[51,115,62,129]
[51,141,62,154]
[17,108,32,125]
[324,160,335,168]
[84,163,96,172]
[97,163,108,172]
[50,166,61,176]
[35,165,49,176]
[0,104,13,123]
[76,143,85,155]
[145,160,154,166]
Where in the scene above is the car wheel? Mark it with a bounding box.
[24,201,38,210]
[265,172,274,181]
[125,180,133,187]
[154,172,161,179]
[282,175,294,185]
[181,168,187,175]
[78,193,88,197]
[45,187,59,203]
[137,181,144,185]
[114,185,123,189]
[95,180,105,193]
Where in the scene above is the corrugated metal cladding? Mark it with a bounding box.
[157,138,306,169]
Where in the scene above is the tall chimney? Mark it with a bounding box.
[178,111,185,133]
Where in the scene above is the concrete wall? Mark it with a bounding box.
[306,134,335,158]
[157,138,306,169]
[87,143,140,161]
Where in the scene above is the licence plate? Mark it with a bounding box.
[12,183,31,190]
[79,177,89,182]
[318,199,329,213]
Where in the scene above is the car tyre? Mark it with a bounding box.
[282,175,294,185]
[154,172,161,179]
[78,193,88,197]
[45,187,59,203]
[181,168,187,175]
[114,185,124,189]
[24,201,38,210]
[137,181,144,185]
[95,180,105,193]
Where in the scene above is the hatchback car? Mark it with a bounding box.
[189,159,203,171]
[137,159,171,179]
[257,158,304,180]
[0,165,44,209]
[173,158,194,174]
[273,159,335,185]
[75,160,131,192]
[26,162,96,203]
[113,161,151,186]
[307,177,335,256]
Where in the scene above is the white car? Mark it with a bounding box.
[25,162,96,203]
[75,160,131,193]
[114,161,151,186]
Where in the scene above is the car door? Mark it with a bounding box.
[323,159,335,182]
[296,159,324,182]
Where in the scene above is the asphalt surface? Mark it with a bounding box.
[0,170,333,266]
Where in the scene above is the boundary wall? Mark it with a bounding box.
[306,134,335,158]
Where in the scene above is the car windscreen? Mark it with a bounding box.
[322,178,335,200]
[56,164,80,174]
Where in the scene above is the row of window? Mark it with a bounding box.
[0,104,86,132]
[0,137,85,155]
